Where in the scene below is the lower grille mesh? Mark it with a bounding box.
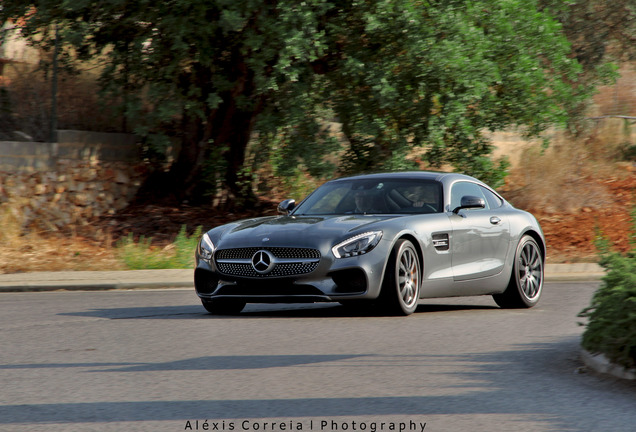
[216,262,319,278]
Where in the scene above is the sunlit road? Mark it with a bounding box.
[1,282,635,432]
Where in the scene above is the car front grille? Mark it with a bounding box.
[215,247,321,278]
[216,247,320,260]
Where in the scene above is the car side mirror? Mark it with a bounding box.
[452,195,485,214]
[278,199,296,215]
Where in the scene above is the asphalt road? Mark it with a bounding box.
[1,282,635,432]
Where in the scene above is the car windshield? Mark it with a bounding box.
[293,178,443,215]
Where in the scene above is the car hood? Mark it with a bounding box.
[213,215,400,249]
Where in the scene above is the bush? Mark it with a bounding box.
[116,225,202,270]
[579,211,636,370]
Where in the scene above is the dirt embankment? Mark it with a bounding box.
[534,175,635,262]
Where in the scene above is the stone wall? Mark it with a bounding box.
[0,130,140,171]
[0,130,145,234]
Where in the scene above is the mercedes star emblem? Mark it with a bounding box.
[251,250,275,274]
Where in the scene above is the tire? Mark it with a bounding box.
[379,239,421,316]
[201,298,246,315]
[493,235,544,308]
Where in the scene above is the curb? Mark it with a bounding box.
[581,350,636,381]
[0,269,193,293]
[544,263,605,282]
[0,281,194,292]
[544,274,605,282]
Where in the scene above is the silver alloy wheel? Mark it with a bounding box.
[517,240,543,301]
[379,239,421,315]
[397,245,419,308]
[493,235,544,309]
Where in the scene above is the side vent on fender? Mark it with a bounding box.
[432,233,450,251]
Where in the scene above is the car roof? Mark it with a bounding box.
[329,171,480,184]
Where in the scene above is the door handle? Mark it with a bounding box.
[490,216,501,225]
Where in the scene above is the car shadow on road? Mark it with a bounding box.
[58,302,499,320]
[240,303,499,318]
[0,354,372,372]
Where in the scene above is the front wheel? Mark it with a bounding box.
[379,239,421,316]
[201,298,246,315]
[493,235,544,308]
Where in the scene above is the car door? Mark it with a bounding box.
[449,181,510,281]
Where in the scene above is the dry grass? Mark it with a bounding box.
[0,238,123,274]
[502,137,615,213]
[0,200,123,274]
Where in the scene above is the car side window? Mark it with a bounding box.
[394,183,442,213]
[450,181,487,211]
[480,186,503,209]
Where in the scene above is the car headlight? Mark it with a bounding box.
[198,232,215,262]
[332,231,383,258]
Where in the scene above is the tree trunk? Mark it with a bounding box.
[133,60,262,208]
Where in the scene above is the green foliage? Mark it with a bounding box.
[579,212,636,370]
[254,100,341,181]
[321,0,591,176]
[540,0,636,66]
[0,0,615,201]
[619,143,636,162]
[277,169,324,202]
[116,226,201,270]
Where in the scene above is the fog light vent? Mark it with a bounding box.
[331,269,367,293]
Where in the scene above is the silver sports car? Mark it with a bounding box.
[195,171,545,315]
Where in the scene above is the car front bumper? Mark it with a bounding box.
[194,245,389,303]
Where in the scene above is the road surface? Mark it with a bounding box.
[1,282,635,431]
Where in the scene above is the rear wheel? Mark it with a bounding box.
[201,298,246,315]
[379,239,421,316]
[493,235,543,308]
